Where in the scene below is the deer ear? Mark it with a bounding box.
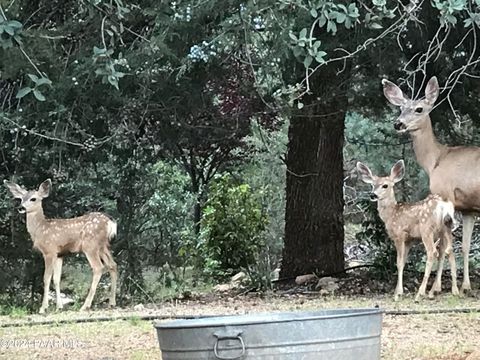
[382,79,407,106]
[425,76,439,105]
[4,180,27,199]
[390,160,405,183]
[356,162,375,184]
[38,179,52,198]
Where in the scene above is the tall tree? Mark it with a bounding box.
[282,66,348,276]
[224,1,401,277]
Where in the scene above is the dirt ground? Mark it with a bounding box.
[0,292,480,360]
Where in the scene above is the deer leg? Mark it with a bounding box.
[53,257,64,310]
[39,255,56,314]
[444,230,460,296]
[403,242,413,266]
[448,249,459,296]
[81,251,104,311]
[394,241,406,301]
[394,240,412,301]
[461,215,475,293]
[429,236,447,298]
[100,249,117,307]
[416,236,435,302]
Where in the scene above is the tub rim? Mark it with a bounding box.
[154,307,383,330]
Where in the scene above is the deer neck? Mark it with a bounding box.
[377,195,397,225]
[410,116,444,175]
[26,208,47,238]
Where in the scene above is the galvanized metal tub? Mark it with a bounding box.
[154,308,382,359]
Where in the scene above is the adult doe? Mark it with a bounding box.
[383,76,480,293]
[357,160,458,301]
[4,179,117,313]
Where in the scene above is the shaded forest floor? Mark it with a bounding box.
[1,268,480,359]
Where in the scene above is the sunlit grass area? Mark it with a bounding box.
[0,294,479,359]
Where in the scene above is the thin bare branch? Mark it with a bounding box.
[1,115,85,148]
[101,16,107,49]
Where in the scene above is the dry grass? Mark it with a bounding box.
[0,319,158,359]
[382,312,480,360]
[0,294,479,359]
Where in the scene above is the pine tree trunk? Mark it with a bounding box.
[280,88,346,278]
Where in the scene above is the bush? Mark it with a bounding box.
[199,174,268,281]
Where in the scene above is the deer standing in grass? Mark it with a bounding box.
[4,179,117,313]
[383,76,480,293]
[357,160,459,301]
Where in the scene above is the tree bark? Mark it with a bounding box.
[280,84,346,278]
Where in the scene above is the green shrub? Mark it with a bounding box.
[199,174,268,281]
[0,303,29,317]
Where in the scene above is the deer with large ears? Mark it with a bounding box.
[4,179,118,313]
[382,76,480,293]
[357,160,458,301]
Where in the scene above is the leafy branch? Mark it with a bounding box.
[16,74,52,102]
[0,4,52,101]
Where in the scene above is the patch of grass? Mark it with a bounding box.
[128,315,141,326]
[410,343,472,360]
[0,305,29,318]
[444,294,462,307]
[130,349,160,360]
[69,301,83,311]
[461,311,480,322]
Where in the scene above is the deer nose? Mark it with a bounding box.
[370,193,378,201]
[394,121,403,130]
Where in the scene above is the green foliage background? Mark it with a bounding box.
[1,0,480,310]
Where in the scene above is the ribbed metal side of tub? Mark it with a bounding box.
[154,308,382,359]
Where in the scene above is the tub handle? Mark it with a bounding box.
[213,330,245,360]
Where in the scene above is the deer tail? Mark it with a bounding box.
[106,219,117,242]
[435,200,457,230]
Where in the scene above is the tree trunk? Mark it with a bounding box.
[280,86,346,278]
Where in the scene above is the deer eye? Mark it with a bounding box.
[382,184,388,189]
[415,107,423,113]
[30,198,37,202]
